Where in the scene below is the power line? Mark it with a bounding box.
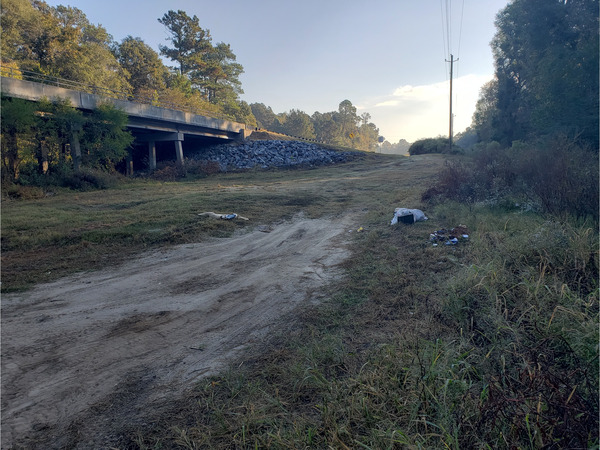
[439,0,449,73]
[440,0,466,144]
[453,0,465,131]
[447,0,452,57]
[457,0,465,60]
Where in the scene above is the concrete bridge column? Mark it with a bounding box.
[175,139,184,168]
[148,141,156,170]
[126,149,134,176]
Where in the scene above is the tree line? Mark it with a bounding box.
[423,0,598,223]
[471,0,598,149]
[250,100,380,150]
[1,0,384,186]
[1,0,254,124]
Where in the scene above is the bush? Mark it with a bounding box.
[184,159,221,176]
[422,137,599,223]
[421,160,476,204]
[408,137,462,155]
[61,169,119,190]
[3,184,46,200]
[515,136,599,221]
[151,162,186,181]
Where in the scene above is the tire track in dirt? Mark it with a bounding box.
[1,214,354,448]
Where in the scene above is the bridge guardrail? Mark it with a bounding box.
[0,65,232,122]
[1,66,339,147]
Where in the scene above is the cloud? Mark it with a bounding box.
[392,82,446,100]
[374,100,400,107]
[364,73,494,142]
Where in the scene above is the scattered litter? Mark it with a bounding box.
[430,225,469,246]
[391,208,428,225]
[348,226,367,233]
[198,212,250,221]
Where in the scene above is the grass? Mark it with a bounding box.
[3,151,597,448]
[2,152,413,292]
[129,203,597,449]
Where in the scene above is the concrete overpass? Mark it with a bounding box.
[1,76,248,171]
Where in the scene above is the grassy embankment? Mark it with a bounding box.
[2,151,597,448]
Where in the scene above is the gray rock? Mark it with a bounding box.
[189,140,354,172]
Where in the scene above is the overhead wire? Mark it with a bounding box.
[453,0,465,124]
[447,0,452,58]
[440,0,466,133]
[439,0,449,80]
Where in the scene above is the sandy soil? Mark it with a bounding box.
[1,214,354,448]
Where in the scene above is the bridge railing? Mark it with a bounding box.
[0,65,231,121]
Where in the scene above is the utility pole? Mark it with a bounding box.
[446,54,458,150]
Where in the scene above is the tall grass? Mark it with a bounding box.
[444,213,598,447]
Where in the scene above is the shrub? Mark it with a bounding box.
[515,136,599,221]
[422,137,599,223]
[151,162,186,181]
[61,169,119,190]
[3,184,46,200]
[409,137,462,155]
[421,160,476,204]
[184,159,221,176]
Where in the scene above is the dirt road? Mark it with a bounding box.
[1,214,354,448]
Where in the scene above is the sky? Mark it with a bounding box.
[43,0,509,143]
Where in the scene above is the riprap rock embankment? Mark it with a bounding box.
[190,140,354,171]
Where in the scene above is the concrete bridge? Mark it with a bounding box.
[1,76,248,172]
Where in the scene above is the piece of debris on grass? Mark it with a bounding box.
[390,208,428,225]
[348,226,367,233]
[430,225,469,246]
[198,212,250,221]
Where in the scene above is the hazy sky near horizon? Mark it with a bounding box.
[43,0,509,142]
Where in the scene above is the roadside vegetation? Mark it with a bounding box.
[1,0,598,447]
[119,164,595,448]
[3,149,597,448]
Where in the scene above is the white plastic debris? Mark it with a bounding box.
[198,212,250,221]
[390,208,428,225]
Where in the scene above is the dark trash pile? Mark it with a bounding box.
[429,225,469,246]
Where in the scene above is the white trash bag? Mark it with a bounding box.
[390,208,428,225]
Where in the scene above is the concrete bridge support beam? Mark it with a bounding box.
[175,139,184,168]
[148,141,156,171]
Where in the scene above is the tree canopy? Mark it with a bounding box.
[157,10,245,109]
[251,100,380,151]
[473,0,599,148]
[1,0,388,185]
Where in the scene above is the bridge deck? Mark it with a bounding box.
[1,77,247,141]
[1,76,248,172]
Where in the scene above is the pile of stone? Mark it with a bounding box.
[189,140,354,171]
